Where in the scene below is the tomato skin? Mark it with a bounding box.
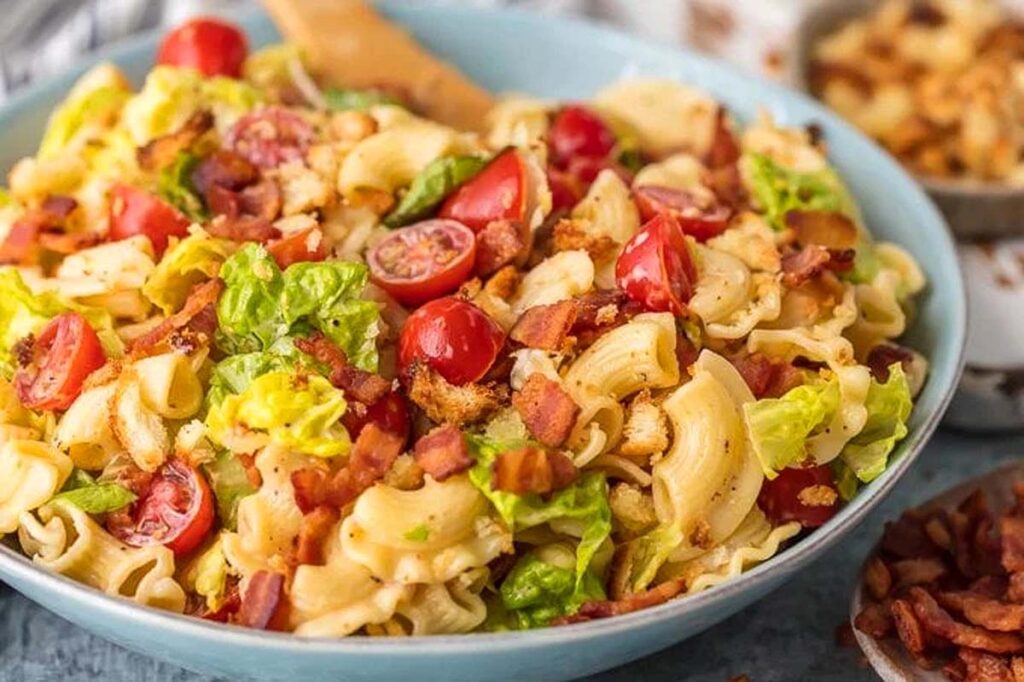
[341,391,410,445]
[438,150,527,232]
[14,313,105,411]
[367,219,476,307]
[266,227,327,269]
[615,213,698,316]
[109,184,191,256]
[398,297,505,386]
[633,185,732,242]
[108,459,215,556]
[548,105,617,168]
[156,18,248,78]
[758,465,841,528]
[547,166,584,213]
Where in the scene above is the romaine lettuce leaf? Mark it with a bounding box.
[143,228,233,315]
[743,377,841,478]
[383,154,488,228]
[205,370,350,458]
[156,152,207,221]
[745,153,855,231]
[192,536,230,611]
[53,469,136,513]
[205,337,305,408]
[840,364,912,483]
[39,84,131,159]
[500,546,605,629]
[203,450,256,530]
[243,43,305,95]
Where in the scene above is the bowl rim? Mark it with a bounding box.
[0,0,967,655]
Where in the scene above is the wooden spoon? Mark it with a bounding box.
[260,0,495,132]
[849,462,1024,681]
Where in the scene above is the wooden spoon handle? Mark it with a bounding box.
[260,0,495,132]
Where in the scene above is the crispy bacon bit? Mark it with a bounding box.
[881,512,941,559]
[551,218,619,262]
[509,300,578,351]
[39,195,78,218]
[855,601,895,639]
[236,179,283,222]
[865,556,894,601]
[781,244,833,287]
[294,332,390,405]
[188,579,241,622]
[512,374,580,448]
[137,110,214,172]
[407,363,506,426]
[1003,518,1024,573]
[706,106,741,170]
[413,424,472,481]
[891,557,948,588]
[476,219,525,276]
[192,149,259,195]
[238,570,288,631]
[294,505,339,567]
[729,353,803,399]
[570,289,643,348]
[206,215,282,243]
[910,587,1024,654]
[0,194,90,264]
[891,598,927,655]
[555,577,687,625]
[1008,574,1024,604]
[491,446,578,495]
[941,592,1024,633]
[785,210,858,250]
[959,648,1016,682]
[129,278,223,357]
[237,453,262,488]
[290,424,403,513]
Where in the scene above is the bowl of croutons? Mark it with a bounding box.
[794,0,1024,239]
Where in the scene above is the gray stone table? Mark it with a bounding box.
[2,428,1022,681]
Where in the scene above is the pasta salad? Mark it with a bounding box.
[0,17,928,635]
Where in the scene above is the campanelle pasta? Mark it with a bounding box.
[0,14,927,636]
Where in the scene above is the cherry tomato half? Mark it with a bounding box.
[266,227,327,269]
[758,465,841,529]
[341,390,410,445]
[438,149,527,232]
[109,184,191,256]
[633,185,732,242]
[108,459,215,556]
[14,313,105,411]
[548,105,617,169]
[367,219,476,307]
[398,297,505,386]
[615,213,698,316]
[225,106,315,169]
[156,18,248,78]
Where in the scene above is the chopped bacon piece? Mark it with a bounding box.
[509,300,578,351]
[491,446,578,496]
[237,453,262,489]
[781,244,833,287]
[891,557,948,588]
[785,210,858,250]
[569,289,643,348]
[238,570,288,631]
[206,215,281,243]
[290,424,403,513]
[958,648,1017,682]
[129,278,223,356]
[407,363,506,426]
[236,179,283,222]
[882,512,942,559]
[1003,517,1024,573]
[706,107,741,170]
[137,110,214,172]
[294,332,391,405]
[555,577,687,625]
[39,195,78,218]
[910,587,1024,654]
[294,505,339,566]
[1008,574,1024,604]
[855,602,894,639]
[413,424,472,481]
[192,149,259,195]
[0,195,89,265]
[865,556,894,601]
[867,344,915,382]
[512,374,580,448]
[729,353,803,399]
[476,219,525,276]
[891,598,927,655]
[941,592,1024,632]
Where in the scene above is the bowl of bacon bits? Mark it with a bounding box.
[852,462,1024,680]
[796,0,1024,238]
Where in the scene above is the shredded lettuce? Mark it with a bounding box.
[53,469,136,514]
[840,364,912,484]
[203,451,256,531]
[205,371,350,458]
[323,87,402,112]
[217,244,380,370]
[500,545,605,629]
[156,152,207,221]
[143,228,233,315]
[743,376,841,478]
[628,524,683,592]
[383,154,488,228]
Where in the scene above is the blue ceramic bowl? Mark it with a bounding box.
[0,4,965,681]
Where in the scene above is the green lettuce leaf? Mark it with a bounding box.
[840,364,912,483]
[203,450,256,530]
[217,244,380,370]
[323,87,402,112]
[205,337,305,408]
[500,546,606,629]
[205,370,350,458]
[192,537,229,610]
[383,155,488,228]
[745,153,856,231]
[53,469,136,514]
[831,459,860,502]
[743,376,841,478]
[242,43,305,95]
[156,152,207,221]
[39,84,131,159]
[143,228,233,315]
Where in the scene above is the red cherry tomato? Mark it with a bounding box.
[109,184,191,256]
[367,219,476,307]
[547,166,584,213]
[633,185,732,242]
[108,459,215,556]
[758,465,841,528]
[225,106,316,169]
[565,155,633,186]
[615,213,698,315]
[13,313,105,411]
[156,18,248,78]
[548,105,617,169]
[342,391,410,445]
[266,227,327,269]
[398,297,505,386]
[438,150,527,232]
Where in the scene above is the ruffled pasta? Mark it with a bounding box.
[0,440,71,533]
[54,384,120,470]
[54,236,156,320]
[511,250,594,315]
[395,568,489,635]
